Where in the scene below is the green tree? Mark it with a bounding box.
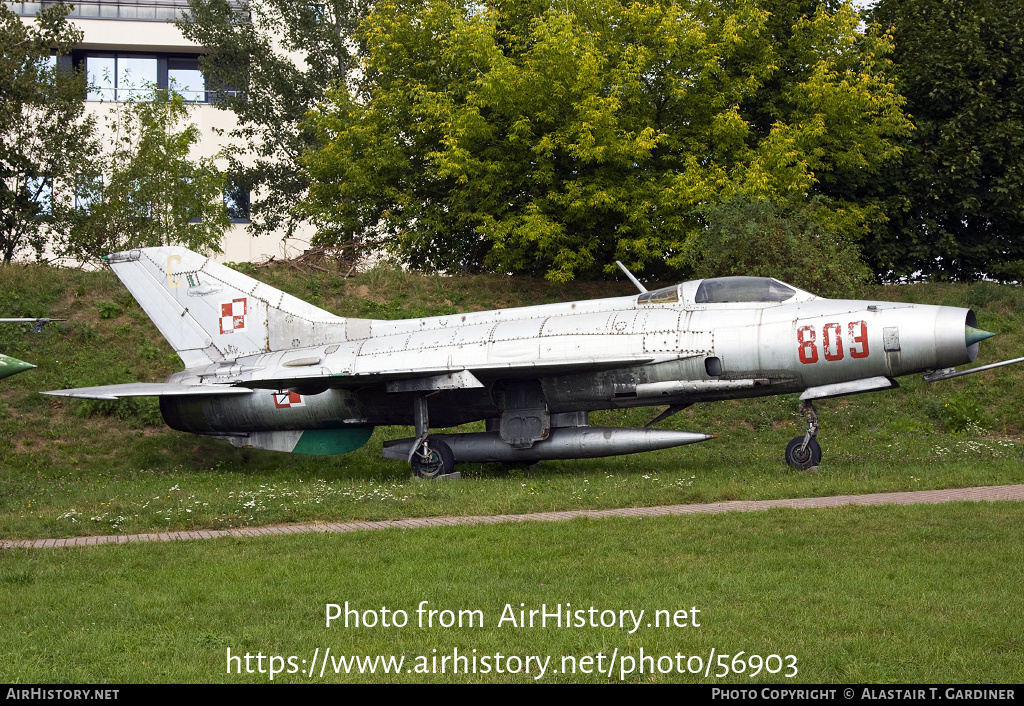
[684,197,871,298]
[864,0,1024,281]
[301,0,910,281]
[0,3,98,263]
[176,0,372,242]
[66,89,229,259]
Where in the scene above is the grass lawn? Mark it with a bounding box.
[2,502,1022,683]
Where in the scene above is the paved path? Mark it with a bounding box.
[4,484,1024,549]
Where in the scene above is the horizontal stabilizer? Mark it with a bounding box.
[43,382,253,401]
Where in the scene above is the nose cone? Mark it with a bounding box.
[966,326,996,347]
[0,354,35,380]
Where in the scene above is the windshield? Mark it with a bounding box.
[637,286,679,305]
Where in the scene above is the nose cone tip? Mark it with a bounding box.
[965,326,996,346]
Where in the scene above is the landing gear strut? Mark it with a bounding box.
[408,395,456,478]
[785,400,822,470]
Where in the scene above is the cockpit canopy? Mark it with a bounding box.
[637,276,812,306]
[694,276,796,303]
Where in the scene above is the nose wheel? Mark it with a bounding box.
[786,400,822,470]
[785,436,822,470]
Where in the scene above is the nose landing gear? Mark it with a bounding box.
[785,400,821,470]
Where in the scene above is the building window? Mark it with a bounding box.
[85,55,115,101]
[224,182,250,223]
[25,176,52,216]
[86,54,157,101]
[10,1,251,23]
[82,53,207,102]
[168,57,206,102]
[76,175,103,212]
[12,1,192,22]
[118,55,158,100]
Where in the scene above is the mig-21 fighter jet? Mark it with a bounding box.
[43,247,1016,476]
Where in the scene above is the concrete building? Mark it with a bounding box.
[8,0,310,263]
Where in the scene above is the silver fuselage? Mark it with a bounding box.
[159,283,976,435]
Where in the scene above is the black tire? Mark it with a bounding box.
[411,439,455,478]
[785,437,822,470]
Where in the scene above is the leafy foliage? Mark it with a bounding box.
[65,90,229,260]
[684,197,871,298]
[864,0,1024,281]
[0,3,98,263]
[301,0,910,281]
[176,0,373,240]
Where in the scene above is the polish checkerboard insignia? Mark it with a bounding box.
[273,391,305,409]
[219,298,246,334]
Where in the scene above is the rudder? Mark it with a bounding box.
[105,247,362,369]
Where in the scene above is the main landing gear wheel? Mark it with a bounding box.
[785,437,822,470]
[411,439,455,479]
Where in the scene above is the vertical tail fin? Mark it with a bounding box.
[105,247,365,369]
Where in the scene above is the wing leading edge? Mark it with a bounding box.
[43,355,666,399]
[238,354,665,391]
[42,383,255,400]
